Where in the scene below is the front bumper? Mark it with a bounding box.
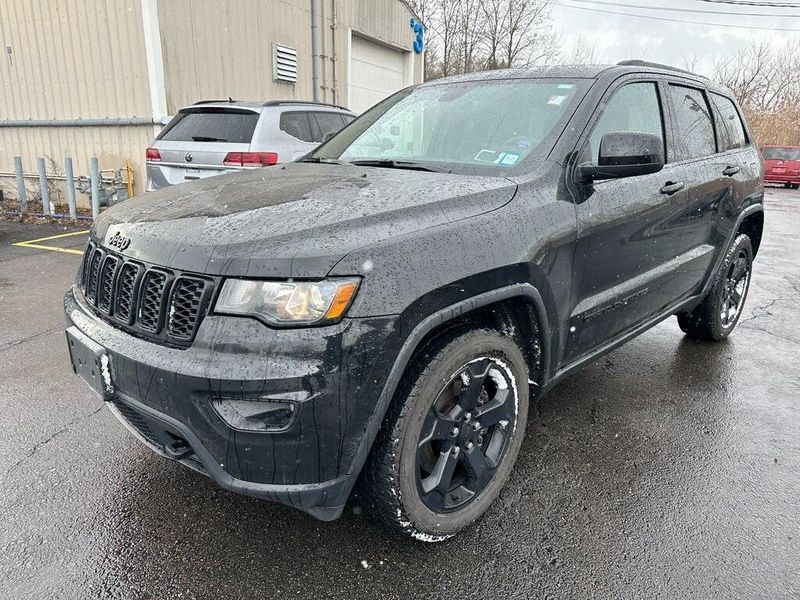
[65,286,400,520]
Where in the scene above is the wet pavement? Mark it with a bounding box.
[1,189,798,599]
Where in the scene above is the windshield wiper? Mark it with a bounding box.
[191,135,228,142]
[298,157,345,164]
[348,159,448,173]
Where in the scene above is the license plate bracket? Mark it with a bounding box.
[66,326,112,400]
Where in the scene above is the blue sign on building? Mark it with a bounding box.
[410,18,424,54]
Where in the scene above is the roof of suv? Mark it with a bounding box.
[187,100,352,112]
[420,60,717,90]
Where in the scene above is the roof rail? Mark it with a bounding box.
[616,60,708,80]
[193,99,238,105]
[262,100,349,110]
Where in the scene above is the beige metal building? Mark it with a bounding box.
[0,0,424,208]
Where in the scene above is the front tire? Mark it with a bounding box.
[361,328,530,541]
[677,234,753,341]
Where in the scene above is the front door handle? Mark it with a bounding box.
[660,181,685,195]
[723,165,740,177]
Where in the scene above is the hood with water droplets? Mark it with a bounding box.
[94,162,517,278]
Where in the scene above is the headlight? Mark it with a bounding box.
[214,277,360,326]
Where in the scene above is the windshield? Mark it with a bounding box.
[311,78,588,175]
[763,147,800,161]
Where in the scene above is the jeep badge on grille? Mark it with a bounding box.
[108,232,131,251]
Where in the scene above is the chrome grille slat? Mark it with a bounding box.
[78,245,212,347]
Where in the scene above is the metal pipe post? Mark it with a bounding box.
[64,157,77,220]
[89,157,100,220]
[37,157,51,216]
[311,0,320,102]
[14,156,27,214]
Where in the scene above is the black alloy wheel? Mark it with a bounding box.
[678,233,753,341]
[415,357,516,513]
[361,328,531,541]
[720,247,751,329]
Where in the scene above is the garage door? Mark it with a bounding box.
[349,35,408,114]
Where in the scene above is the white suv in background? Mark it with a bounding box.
[145,100,356,190]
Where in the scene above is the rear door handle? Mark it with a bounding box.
[723,165,740,177]
[660,181,685,195]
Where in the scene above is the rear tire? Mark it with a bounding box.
[677,234,753,341]
[361,328,530,542]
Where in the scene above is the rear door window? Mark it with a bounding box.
[280,112,315,142]
[311,112,348,141]
[667,85,717,160]
[157,108,259,143]
[711,93,747,151]
[589,82,665,164]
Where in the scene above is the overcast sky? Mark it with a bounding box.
[550,0,800,75]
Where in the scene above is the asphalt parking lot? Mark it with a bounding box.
[1,188,798,600]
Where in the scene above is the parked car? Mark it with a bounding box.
[145,100,355,190]
[66,61,764,542]
[761,145,800,189]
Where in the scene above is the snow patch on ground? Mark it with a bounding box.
[409,530,455,543]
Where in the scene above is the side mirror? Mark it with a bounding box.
[322,131,337,144]
[580,131,665,181]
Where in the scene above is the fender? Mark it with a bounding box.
[342,283,552,487]
[700,202,764,297]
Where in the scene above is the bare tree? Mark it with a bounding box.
[502,0,554,68]
[567,34,600,64]
[680,52,700,73]
[481,0,507,70]
[711,39,800,146]
[409,0,557,78]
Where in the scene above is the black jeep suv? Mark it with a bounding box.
[65,61,764,541]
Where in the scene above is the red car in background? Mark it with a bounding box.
[762,145,800,189]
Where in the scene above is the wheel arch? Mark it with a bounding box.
[406,292,549,391]
[347,283,553,483]
[701,204,764,298]
[737,208,764,258]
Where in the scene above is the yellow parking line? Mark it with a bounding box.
[11,242,85,255]
[12,229,90,255]
[14,230,91,244]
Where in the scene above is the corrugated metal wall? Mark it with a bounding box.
[158,0,313,112]
[0,0,152,206]
[158,0,423,113]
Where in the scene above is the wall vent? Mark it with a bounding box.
[273,43,298,84]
